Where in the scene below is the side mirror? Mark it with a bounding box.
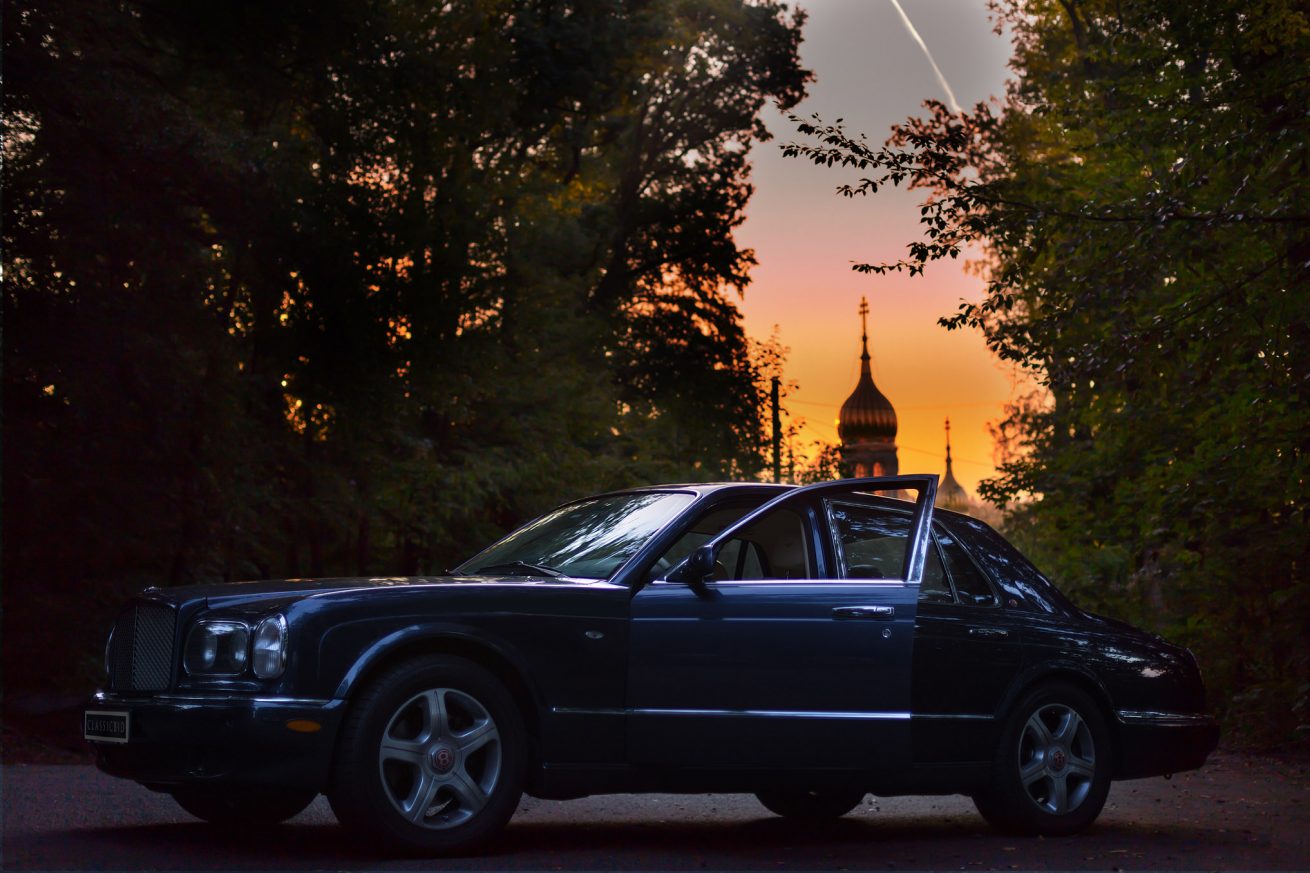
[672,544,716,597]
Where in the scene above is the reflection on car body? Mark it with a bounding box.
[84,475,1218,855]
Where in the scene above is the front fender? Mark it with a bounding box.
[318,619,542,707]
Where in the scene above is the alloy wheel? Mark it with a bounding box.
[376,687,502,829]
[1017,702,1096,815]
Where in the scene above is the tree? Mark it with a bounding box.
[2,0,808,690]
[784,0,1310,743]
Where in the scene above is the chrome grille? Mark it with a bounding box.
[109,602,176,692]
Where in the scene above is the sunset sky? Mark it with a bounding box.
[738,0,1020,494]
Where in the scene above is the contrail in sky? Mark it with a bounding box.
[887,0,962,113]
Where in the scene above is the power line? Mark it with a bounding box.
[897,443,992,468]
[791,422,993,468]
[787,397,1005,412]
[792,416,993,467]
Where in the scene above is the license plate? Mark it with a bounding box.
[84,710,129,744]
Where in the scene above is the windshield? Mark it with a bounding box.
[461,491,695,579]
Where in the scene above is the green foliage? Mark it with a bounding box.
[2,0,808,689]
[786,0,1309,745]
[795,442,852,484]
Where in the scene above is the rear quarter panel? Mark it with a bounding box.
[1018,612,1204,718]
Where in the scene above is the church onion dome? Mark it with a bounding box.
[838,298,898,446]
[838,363,898,445]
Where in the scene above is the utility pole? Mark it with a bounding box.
[770,376,781,484]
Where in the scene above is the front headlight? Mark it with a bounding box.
[251,614,288,679]
[184,621,250,676]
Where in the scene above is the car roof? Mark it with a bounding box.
[593,481,1010,520]
[591,481,1005,510]
[589,481,796,500]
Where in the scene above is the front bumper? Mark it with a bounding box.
[1114,710,1220,779]
[85,692,345,792]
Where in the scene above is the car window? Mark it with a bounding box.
[938,515,1064,613]
[464,491,695,579]
[720,508,811,580]
[716,538,767,579]
[918,538,953,602]
[649,500,766,580]
[827,501,912,580]
[937,526,998,606]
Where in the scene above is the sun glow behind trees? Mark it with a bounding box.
[734,0,1016,494]
[783,0,1310,744]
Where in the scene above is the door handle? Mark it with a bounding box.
[832,605,896,620]
[968,626,1010,638]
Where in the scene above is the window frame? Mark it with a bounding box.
[933,523,1003,608]
[917,532,956,604]
[823,497,925,584]
[646,475,939,590]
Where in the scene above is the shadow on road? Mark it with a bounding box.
[6,814,1253,871]
[8,822,363,869]
[8,756,1302,871]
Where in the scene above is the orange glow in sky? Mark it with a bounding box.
[738,0,1020,495]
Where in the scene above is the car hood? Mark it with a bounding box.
[138,574,622,612]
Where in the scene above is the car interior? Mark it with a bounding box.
[651,501,811,581]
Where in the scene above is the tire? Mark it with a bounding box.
[171,786,316,826]
[973,682,1112,836]
[328,655,526,856]
[755,788,865,820]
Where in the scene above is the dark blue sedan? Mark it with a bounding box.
[85,475,1217,855]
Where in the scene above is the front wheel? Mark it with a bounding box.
[973,682,1112,836]
[328,656,526,856]
[755,788,865,820]
[171,786,316,826]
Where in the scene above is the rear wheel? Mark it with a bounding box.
[328,656,526,856]
[171,786,316,826]
[755,788,865,820]
[973,682,1112,836]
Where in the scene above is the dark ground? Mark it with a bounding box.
[3,719,1308,872]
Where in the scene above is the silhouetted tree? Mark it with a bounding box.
[2,0,808,689]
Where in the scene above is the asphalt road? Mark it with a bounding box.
[3,751,1307,870]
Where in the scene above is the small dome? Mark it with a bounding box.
[935,417,971,511]
[938,466,969,509]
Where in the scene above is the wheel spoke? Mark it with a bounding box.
[421,689,450,739]
[1025,711,1055,746]
[1055,708,1082,744]
[448,763,489,811]
[1020,757,1047,787]
[403,770,443,824]
[455,719,498,755]
[379,735,426,766]
[1048,772,1069,814]
[1067,753,1096,779]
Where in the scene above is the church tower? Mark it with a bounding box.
[838,297,899,478]
[936,417,971,511]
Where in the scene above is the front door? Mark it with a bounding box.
[627,476,937,771]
